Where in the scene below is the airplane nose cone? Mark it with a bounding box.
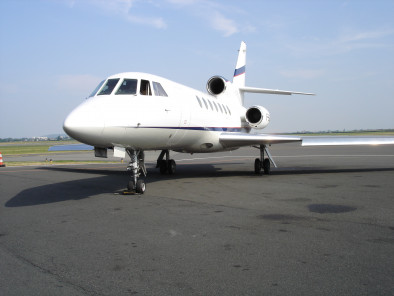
[63,103,105,145]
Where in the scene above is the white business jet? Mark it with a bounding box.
[62,41,394,193]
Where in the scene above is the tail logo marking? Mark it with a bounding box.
[234,66,245,77]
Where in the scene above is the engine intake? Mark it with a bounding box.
[207,76,227,96]
[245,105,270,129]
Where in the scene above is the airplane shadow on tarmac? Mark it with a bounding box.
[5,163,394,207]
[5,163,227,207]
[5,170,127,208]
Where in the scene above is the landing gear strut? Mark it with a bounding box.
[156,150,176,175]
[254,144,276,175]
[126,149,147,194]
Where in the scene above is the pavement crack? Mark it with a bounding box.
[0,244,101,296]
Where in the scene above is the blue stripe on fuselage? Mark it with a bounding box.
[141,127,242,132]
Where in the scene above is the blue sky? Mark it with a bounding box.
[1,0,393,138]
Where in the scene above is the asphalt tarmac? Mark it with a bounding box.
[1,144,394,295]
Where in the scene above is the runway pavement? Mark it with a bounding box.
[1,144,394,295]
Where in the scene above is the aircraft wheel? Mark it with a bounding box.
[136,180,146,194]
[159,160,167,174]
[127,180,135,191]
[263,158,271,175]
[168,159,176,174]
[254,158,262,174]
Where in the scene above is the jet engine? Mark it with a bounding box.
[245,105,270,129]
[206,76,227,96]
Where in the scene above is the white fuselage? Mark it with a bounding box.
[63,72,251,153]
[60,42,394,195]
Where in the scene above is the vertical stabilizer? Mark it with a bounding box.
[233,41,246,104]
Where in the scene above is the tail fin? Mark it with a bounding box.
[233,41,246,104]
[232,41,314,105]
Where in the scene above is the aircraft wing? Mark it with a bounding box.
[219,133,302,147]
[219,132,394,148]
[300,136,394,146]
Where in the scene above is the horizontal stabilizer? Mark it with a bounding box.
[239,86,315,96]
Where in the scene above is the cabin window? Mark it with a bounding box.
[89,80,105,97]
[196,96,202,108]
[97,78,120,95]
[140,80,152,96]
[202,97,208,109]
[208,100,213,111]
[212,101,218,112]
[116,79,138,95]
[153,82,168,97]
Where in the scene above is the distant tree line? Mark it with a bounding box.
[0,136,73,142]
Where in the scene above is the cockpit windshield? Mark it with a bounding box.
[89,80,105,97]
[97,78,120,95]
[140,80,152,96]
[153,82,168,97]
[116,79,137,95]
[89,77,168,97]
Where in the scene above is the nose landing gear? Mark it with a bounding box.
[126,149,147,194]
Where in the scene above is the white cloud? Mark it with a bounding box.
[99,0,135,14]
[209,11,239,37]
[63,0,167,29]
[334,29,394,53]
[287,29,394,57]
[167,0,198,5]
[125,14,167,29]
[56,74,102,95]
[167,0,242,37]
[279,69,324,79]
[339,29,394,43]
[62,0,76,8]
[95,0,167,29]
[61,0,248,35]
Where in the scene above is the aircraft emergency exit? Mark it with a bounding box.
[62,41,394,193]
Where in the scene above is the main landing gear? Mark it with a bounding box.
[126,149,147,194]
[254,144,277,175]
[156,150,176,175]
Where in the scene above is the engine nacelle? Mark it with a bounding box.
[206,76,227,96]
[245,105,270,129]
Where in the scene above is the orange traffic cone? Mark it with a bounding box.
[0,152,5,167]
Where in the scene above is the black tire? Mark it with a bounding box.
[263,158,271,175]
[254,158,261,174]
[168,159,176,174]
[159,160,167,174]
[136,180,146,194]
[127,180,135,191]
